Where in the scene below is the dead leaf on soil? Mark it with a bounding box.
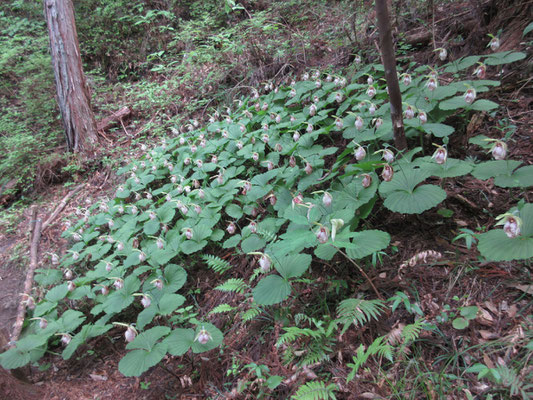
[479,330,499,340]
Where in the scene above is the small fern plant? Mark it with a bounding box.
[291,381,338,400]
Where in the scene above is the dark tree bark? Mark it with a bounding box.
[375,0,407,151]
[44,0,98,155]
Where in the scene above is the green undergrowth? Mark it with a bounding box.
[2,46,532,398]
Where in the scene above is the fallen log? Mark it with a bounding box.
[41,184,84,231]
[10,215,42,346]
[97,106,131,132]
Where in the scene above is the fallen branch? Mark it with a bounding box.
[10,216,42,346]
[96,106,131,132]
[42,184,84,231]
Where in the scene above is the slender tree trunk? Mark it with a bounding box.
[44,0,98,155]
[375,0,407,151]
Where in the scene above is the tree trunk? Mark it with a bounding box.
[375,0,407,151]
[44,0,98,155]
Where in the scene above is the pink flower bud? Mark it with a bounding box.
[403,74,412,86]
[269,195,277,206]
[305,162,313,174]
[113,279,123,290]
[355,146,366,161]
[249,221,257,233]
[367,75,374,85]
[322,192,332,207]
[355,116,364,130]
[153,279,163,290]
[138,251,146,262]
[292,193,304,208]
[418,111,427,124]
[125,327,136,343]
[382,149,395,163]
[67,281,75,292]
[267,161,274,170]
[474,65,486,79]
[101,286,109,295]
[309,104,317,116]
[39,319,47,329]
[404,106,415,119]
[227,222,236,235]
[156,238,164,249]
[196,328,211,345]
[366,86,376,98]
[141,295,151,308]
[106,262,113,272]
[262,134,269,143]
[293,131,300,142]
[369,104,376,115]
[426,77,438,91]
[259,255,271,272]
[439,48,447,61]
[306,124,313,133]
[464,88,476,104]
[491,141,507,160]
[185,228,193,240]
[382,164,394,182]
[64,269,73,280]
[335,92,343,103]
[503,217,520,238]
[251,207,258,217]
[184,157,191,166]
[489,37,500,51]
[362,174,372,188]
[316,227,329,244]
[194,205,202,214]
[335,118,343,130]
[289,156,296,168]
[61,334,71,346]
[432,146,447,164]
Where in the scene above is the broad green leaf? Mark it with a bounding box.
[274,253,312,279]
[443,55,480,73]
[419,158,473,178]
[452,317,469,330]
[163,264,187,293]
[253,275,291,305]
[439,96,469,110]
[137,305,158,330]
[477,230,533,261]
[158,293,185,315]
[471,160,522,180]
[314,243,338,260]
[382,184,446,214]
[164,328,195,356]
[62,324,112,360]
[181,239,208,254]
[225,203,243,219]
[127,326,170,350]
[143,219,160,235]
[484,51,526,66]
[118,342,167,377]
[34,268,62,286]
[45,284,69,302]
[470,99,499,111]
[222,234,241,249]
[241,234,267,253]
[524,22,533,36]
[494,165,533,188]
[346,230,390,259]
[422,123,455,138]
[0,335,48,369]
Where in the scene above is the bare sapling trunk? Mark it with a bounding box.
[44,0,98,155]
[375,0,407,151]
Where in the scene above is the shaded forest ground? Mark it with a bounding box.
[0,0,532,399]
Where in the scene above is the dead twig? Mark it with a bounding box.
[42,184,84,231]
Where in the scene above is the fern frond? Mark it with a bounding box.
[276,327,323,347]
[257,227,276,243]
[215,278,248,294]
[401,319,425,343]
[202,254,232,274]
[241,306,261,322]
[346,335,392,382]
[209,303,235,315]
[336,298,386,334]
[291,381,338,400]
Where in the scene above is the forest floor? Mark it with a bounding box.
[0,1,532,399]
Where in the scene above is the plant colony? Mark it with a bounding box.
[1,44,531,398]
